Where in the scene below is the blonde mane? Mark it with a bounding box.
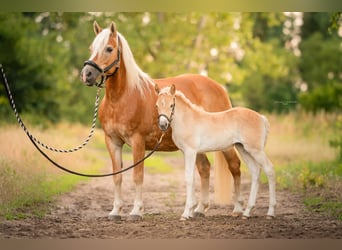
[160,87,205,113]
[118,32,154,95]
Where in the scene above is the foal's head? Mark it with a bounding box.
[155,84,176,132]
[81,21,121,86]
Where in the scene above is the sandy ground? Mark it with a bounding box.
[0,156,341,239]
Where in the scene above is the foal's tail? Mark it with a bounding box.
[213,151,234,205]
[261,115,270,147]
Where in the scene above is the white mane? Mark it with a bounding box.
[91,29,154,95]
[160,87,205,113]
[118,32,154,95]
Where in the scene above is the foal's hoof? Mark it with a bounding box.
[231,212,243,217]
[193,212,205,218]
[266,215,275,220]
[108,215,122,222]
[180,216,190,221]
[128,215,143,221]
[242,215,249,220]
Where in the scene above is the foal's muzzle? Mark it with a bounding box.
[158,114,171,132]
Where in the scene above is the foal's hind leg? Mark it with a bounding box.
[235,145,260,219]
[223,148,243,216]
[250,150,276,218]
[194,153,210,217]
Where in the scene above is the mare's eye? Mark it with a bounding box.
[106,47,113,53]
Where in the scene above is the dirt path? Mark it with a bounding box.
[0,158,341,239]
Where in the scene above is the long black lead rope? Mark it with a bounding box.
[0,64,164,177]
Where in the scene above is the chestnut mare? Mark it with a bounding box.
[80,21,242,220]
[155,84,276,219]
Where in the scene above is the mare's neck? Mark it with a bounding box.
[104,61,131,102]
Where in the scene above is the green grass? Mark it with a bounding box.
[304,196,342,220]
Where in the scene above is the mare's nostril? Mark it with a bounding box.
[86,71,92,77]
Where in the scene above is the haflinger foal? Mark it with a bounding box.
[155,84,276,220]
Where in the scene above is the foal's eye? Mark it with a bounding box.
[106,47,114,53]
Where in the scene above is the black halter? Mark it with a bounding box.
[83,36,121,88]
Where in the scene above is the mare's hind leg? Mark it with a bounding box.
[194,153,211,217]
[235,144,261,219]
[223,148,243,216]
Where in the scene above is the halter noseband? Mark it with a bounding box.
[158,97,176,132]
[83,35,121,88]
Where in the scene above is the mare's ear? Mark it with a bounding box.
[154,84,160,94]
[110,22,117,34]
[93,21,102,35]
[170,84,176,95]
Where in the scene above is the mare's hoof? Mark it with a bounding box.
[193,212,205,218]
[266,215,275,220]
[128,215,143,221]
[108,215,122,222]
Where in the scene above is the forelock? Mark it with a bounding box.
[90,29,111,59]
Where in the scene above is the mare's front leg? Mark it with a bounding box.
[105,135,124,220]
[194,153,210,217]
[129,135,146,220]
[181,150,197,221]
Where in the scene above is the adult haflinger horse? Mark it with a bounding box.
[80,21,242,221]
[155,84,276,219]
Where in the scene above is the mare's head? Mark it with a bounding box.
[81,21,121,87]
[155,84,176,132]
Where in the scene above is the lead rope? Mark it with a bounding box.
[0,64,164,177]
[0,64,100,153]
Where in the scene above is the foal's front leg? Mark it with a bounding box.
[181,150,197,221]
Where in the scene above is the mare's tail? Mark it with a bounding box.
[213,151,234,205]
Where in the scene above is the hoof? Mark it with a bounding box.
[128,214,143,221]
[179,216,189,221]
[193,212,205,218]
[266,215,275,220]
[242,215,249,220]
[231,212,243,217]
[109,215,122,222]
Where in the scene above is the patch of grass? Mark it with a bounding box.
[0,124,106,220]
[304,195,342,220]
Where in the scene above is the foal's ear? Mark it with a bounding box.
[170,84,176,95]
[93,21,102,35]
[154,84,160,94]
[110,22,117,34]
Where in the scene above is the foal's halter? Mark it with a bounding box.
[83,35,121,88]
[158,96,176,132]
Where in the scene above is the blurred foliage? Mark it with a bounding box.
[0,12,341,123]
